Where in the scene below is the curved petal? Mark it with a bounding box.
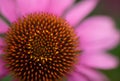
[74,65,109,81]
[0,58,8,79]
[79,51,119,69]
[67,72,88,81]
[76,16,120,51]
[64,0,99,26]
[0,18,9,33]
[16,0,49,16]
[47,0,75,16]
[0,0,18,22]
[0,38,6,55]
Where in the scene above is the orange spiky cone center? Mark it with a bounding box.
[4,13,80,81]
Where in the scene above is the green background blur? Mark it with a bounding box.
[1,0,120,81]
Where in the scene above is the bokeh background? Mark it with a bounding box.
[77,0,120,81]
[1,0,120,81]
[89,0,120,81]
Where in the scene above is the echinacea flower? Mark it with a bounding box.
[0,0,119,81]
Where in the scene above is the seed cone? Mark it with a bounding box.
[4,13,79,81]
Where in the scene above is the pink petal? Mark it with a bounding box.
[74,65,109,81]
[76,16,120,51]
[47,0,75,16]
[0,19,9,33]
[0,57,8,79]
[0,0,19,22]
[79,51,119,69]
[16,0,49,16]
[67,72,88,81]
[64,0,99,26]
[0,38,6,55]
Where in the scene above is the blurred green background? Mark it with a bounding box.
[1,0,120,81]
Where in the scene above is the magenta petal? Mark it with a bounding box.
[75,65,109,81]
[76,16,120,51]
[79,51,119,69]
[0,19,9,33]
[0,0,18,22]
[16,0,49,16]
[47,0,75,16]
[0,38,6,55]
[67,72,87,81]
[64,0,98,26]
[0,58,8,79]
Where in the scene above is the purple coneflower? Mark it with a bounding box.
[0,0,119,81]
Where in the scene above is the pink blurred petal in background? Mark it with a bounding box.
[16,0,49,16]
[74,65,109,81]
[0,0,18,22]
[0,38,6,55]
[0,19,9,33]
[79,51,119,69]
[47,0,75,16]
[76,16,120,51]
[64,0,99,26]
[0,58,8,79]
